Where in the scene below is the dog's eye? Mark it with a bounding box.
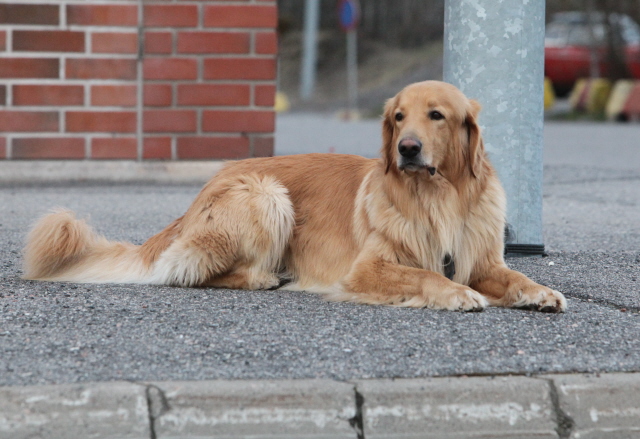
[429,111,444,121]
[395,113,404,122]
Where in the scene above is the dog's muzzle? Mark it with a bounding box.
[398,138,422,159]
[398,138,436,175]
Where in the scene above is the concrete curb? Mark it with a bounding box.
[356,376,557,438]
[0,381,150,439]
[0,160,226,184]
[2,373,640,439]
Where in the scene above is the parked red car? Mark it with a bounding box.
[545,12,640,96]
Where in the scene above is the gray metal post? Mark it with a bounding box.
[346,29,358,118]
[443,0,546,252]
[300,0,320,100]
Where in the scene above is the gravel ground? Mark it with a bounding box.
[1,157,639,386]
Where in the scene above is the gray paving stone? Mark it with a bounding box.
[0,381,150,439]
[355,376,558,438]
[151,379,358,439]
[546,373,640,438]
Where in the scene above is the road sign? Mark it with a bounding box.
[336,0,360,119]
[337,0,360,32]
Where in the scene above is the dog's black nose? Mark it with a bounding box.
[398,138,422,158]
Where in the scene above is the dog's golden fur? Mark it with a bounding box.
[23,81,566,312]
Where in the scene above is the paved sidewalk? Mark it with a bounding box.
[1,117,639,437]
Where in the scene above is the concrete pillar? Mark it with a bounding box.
[443,0,546,253]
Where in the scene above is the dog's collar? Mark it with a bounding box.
[443,253,455,280]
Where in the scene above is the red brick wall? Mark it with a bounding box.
[0,1,277,160]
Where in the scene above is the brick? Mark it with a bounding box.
[0,31,6,51]
[66,59,137,80]
[255,31,277,54]
[144,5,198,28]
[13,85,83,106]
[144,84,172,107]
[252,136,274,157]
[66,111,136,133]
[0,4,59,25]
[177,84,250,106]
[92,137,137,159]
[13,30,84,52]
[144,58,197,80]
[91,85,137,107]
[203,58,276,80]
[67,5,138,26]
[144,110,196,133]
[12,138,85,159]
[0,111,58,132]
[254,84,275,107]
[144,137,172,159]
[144,32,172,54]
[204,5,277,28]
[0,137,5,159]
[0,85,5,105]
[203,110,274,133]
[92,32,138,54]
[177,32,249,54]
[177,136,249,159]
[0,58,59,79]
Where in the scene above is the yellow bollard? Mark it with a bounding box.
[275,91,290,113]
[586,79,612,114]
[569,79,588,112]
[544,77,555,110]
[605,80,635,120]
[569,78,612,115]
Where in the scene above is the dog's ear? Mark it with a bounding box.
[465,99,484,178]
[382,97,397,174]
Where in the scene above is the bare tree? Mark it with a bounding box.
[547,0,638,82]
[599,0,631,81]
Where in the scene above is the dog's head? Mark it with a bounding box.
[381,81,484,180]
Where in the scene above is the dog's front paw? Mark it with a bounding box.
[511,285,567,313]
[438,286,488,312]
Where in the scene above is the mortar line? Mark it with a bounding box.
[346,381,365,439]
[540,377,575,438]
[140,382,170,439]
[136,0,144,162]
[145,385,158,439]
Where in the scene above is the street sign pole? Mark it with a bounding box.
[300,0,320,101]
[338,0,360,120]
[346,29,358,119]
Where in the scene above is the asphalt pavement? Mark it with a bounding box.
[1,118,639,437]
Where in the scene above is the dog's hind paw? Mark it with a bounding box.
[268,275,293,290]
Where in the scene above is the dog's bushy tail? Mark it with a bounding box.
[23,209,149,283]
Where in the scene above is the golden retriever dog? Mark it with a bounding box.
[23,81,566,312]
